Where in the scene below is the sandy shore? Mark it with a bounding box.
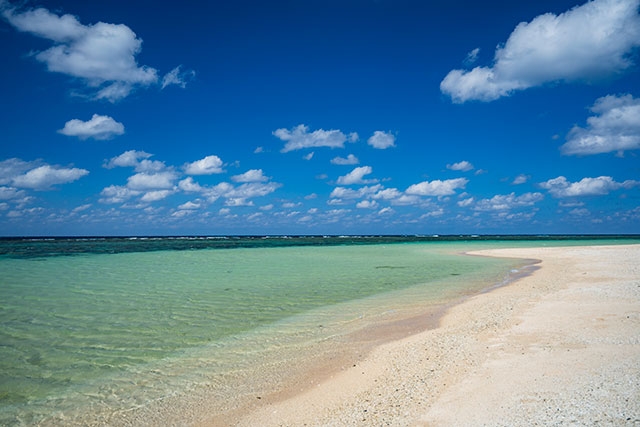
[229,245,640,426]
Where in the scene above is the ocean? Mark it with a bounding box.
[0,235,637,425]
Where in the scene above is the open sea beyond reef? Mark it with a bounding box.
[1,235,638,425]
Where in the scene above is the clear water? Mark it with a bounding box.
[0,237,637,425]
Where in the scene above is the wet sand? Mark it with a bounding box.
[230,245,640,426]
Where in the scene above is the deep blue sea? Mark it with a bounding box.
[0,235,637,425]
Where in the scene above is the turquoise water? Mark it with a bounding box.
[0,237,637,425]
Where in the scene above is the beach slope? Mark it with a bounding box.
[232,245,640,426]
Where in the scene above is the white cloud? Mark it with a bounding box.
[337,166,377,185]
[161,65,195,89]
[72,203,91,213]
[474,192,544,211]
[99,185,139,204]
[405,178,468,196]
[140,189,174,202]
[367,131,396,149]
[457,197,474,207]
[559,200,585,208]
[94,83,133,102]
[12,164,89,190]
[303,152,315,161]
[58,114,124,140]
[331,154,359,165]
[171,209,193,218]
[356,200,378,209]
[512,174,530,184]
[104,150,151,169]
[372,188,403,200]
[135,159,167,173]
[441,0,640,102]
[232,169,269,183]
[569,208,591,216]
[0,158,34,185]
[102,151,188,204]
[227,182,281,198]
[447,160,474,172]
[183,155,224,175]
[225,197,254,207]
[420,209,444,218]
[274,124,358,152]
[464,48,480,65]
[540,175,639,197]
[178,177,204,193]
[1,3,190,101]
[0,186,25,200]
[126,171,177,191]
[201,182,234,203]
[330,184,383,200]
[561,94,640,155]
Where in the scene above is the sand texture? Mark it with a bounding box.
[229,245,640,426]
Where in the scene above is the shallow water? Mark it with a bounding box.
[0,237,637,425]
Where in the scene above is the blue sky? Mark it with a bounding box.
[1,0,639,236]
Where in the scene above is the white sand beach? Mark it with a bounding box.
[229,245,640,426]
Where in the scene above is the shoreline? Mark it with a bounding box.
[228,244,640,426]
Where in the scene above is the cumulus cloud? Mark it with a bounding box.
[126,171,177,191]
[58,114,124,140]
[0,158,88,192]
[226,182,281,200]
[140,189,174,202]
[457,197,474,207]
[12,164,89,190]
[331,154,359,165]
[99,185,139,204]
[224,182,281,206]
[446,160,474,172]
[356,200,378,209]
[372,188,403,201]
[474,192,544,211]
[104,150,152,169]
[441,0,640,102]
[180,177,281,206]
[405,178,468,196]
[540,175,639,197]
[274,124,358,152]
[178,177,204,193]
[561,94,640,155]
[232,169,269,183]
[0,158,34,185]
[0,186,26,200]
[330,185,383,200]
[104,150,166,173]
[513,174,530,184]
[336,166,377,185]
[183,155,224,175]
[201,182,234,203]
[367,131,396,149]
[1,2,191,101]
